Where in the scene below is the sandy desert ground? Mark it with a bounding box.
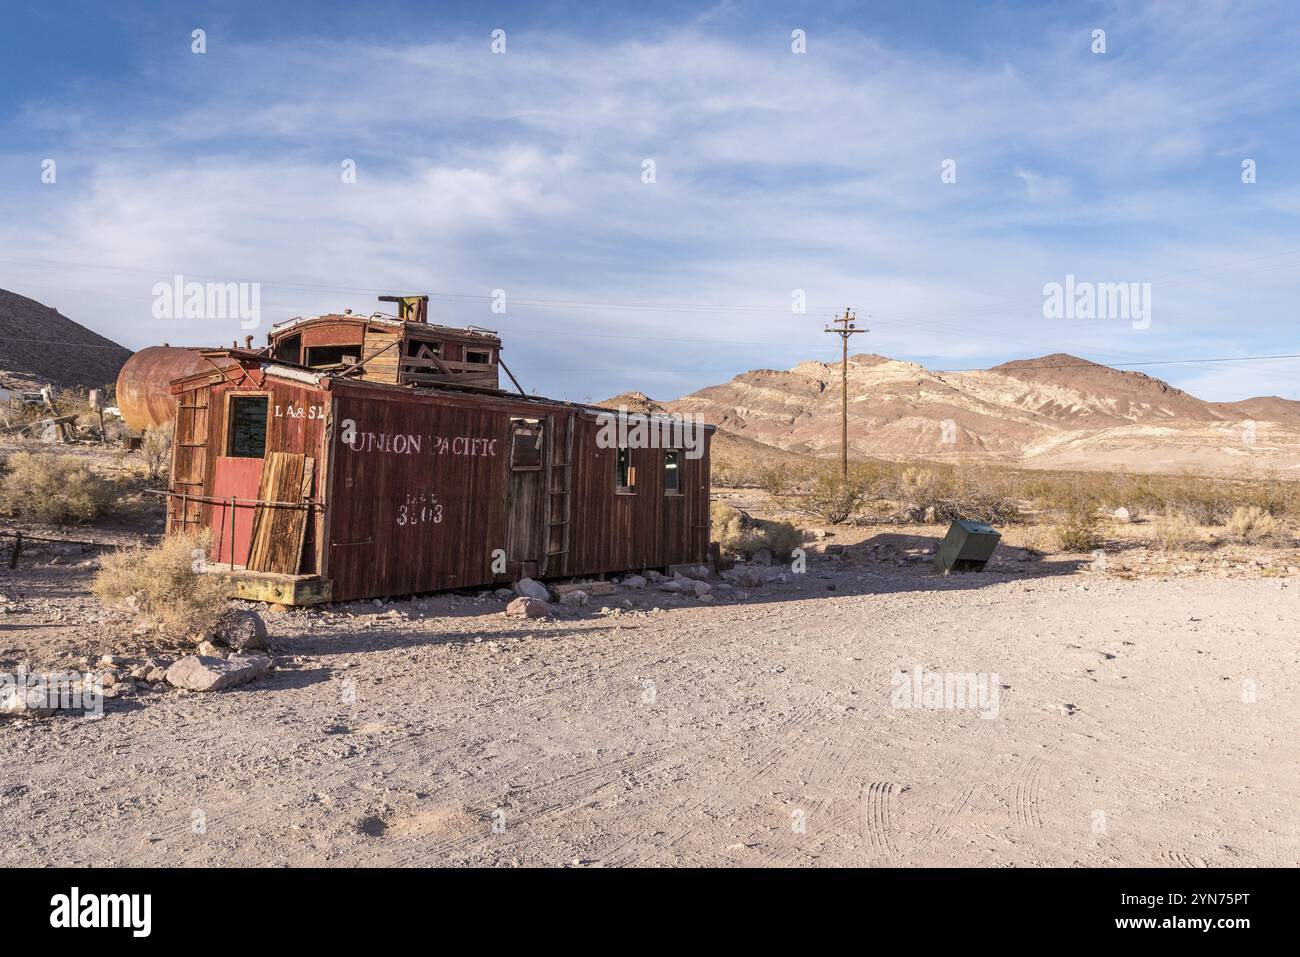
[2,537,1297,868]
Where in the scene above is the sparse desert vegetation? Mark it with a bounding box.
[0,450,116,524]
[713,442,1298,558]
[91,530,230,639]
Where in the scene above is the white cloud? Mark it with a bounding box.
[2,9,1299,402]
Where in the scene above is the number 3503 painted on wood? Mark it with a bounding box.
[397,491,443,527]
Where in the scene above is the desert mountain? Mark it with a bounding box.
[0,288,132,392]
[658,352,1300,477]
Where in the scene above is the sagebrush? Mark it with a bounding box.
[142,421,174,481]
[711,500,806,559]
[1225,505,1281,543]
[93,531,230,638]
[0,452,115,524]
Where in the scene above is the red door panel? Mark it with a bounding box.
[210,455,264,567]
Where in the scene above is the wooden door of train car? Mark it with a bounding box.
[505,416,545,578]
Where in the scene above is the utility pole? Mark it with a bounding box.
[824,307,865,478]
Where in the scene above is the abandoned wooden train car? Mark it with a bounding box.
[162,302,714,604]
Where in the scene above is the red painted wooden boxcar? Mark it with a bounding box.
[164,316,713,605]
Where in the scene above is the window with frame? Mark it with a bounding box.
[227,395,269,458]
[664,450,681,494]
[615,447,635,492]
[510,418,543,469]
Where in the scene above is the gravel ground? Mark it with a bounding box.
[2,546,1297,867]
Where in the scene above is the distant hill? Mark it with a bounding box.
[619,352,1300,478]
[0,288,132,392]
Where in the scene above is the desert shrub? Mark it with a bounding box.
[896,466,941,504]
[92,530,230,638]
[757,463,797,498]
[1153,512,1199,551]
[142,421,174,481]
[1053,503,1100,552]
[1014,525,1058,555]
[886,462,1022,525]
[797,469,874,524]
[1225,505,1281,543]
[756,519,806,559]
[0,452,115,524]
[710,500,806,559]
[711,500,759,555]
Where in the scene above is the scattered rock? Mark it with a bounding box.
[552,581,615,599]
[513,577,550,602]
[506,597,552,619]
[494,588,515,601]
[672,565,712,581]
[0,684,56,718]
[221,610,269,652]
[1112,507,1134,523]
[196,640,224,657]
[751,549,773,567]
[621,574,647,590]
[558,590,589,607]
[165,655,272,692]
[922,505,938,523]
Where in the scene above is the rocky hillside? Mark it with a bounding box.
[659,353,1300,477]
[0,288,132,392]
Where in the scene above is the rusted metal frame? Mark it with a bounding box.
[146,489,319,510]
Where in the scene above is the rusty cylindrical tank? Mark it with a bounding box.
[115,346,210,432]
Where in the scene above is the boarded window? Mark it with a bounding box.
[616,447,635,492]
[466,349,492,364]
[227,395,268,458]
[664,450,681,493]
[511,418,543,470]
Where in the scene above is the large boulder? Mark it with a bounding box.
[506,597,552,619]
[513,578,550,601]
[166,654,271,692]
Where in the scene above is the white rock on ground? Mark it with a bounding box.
[558,590,589,606]
[514,578,550,601]
[165,654,272,692]
[0,684,56,718]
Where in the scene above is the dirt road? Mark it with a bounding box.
[2,556,1297,867]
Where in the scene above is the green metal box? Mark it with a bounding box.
[933,519,1001,573]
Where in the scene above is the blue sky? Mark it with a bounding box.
[2,0,1299,402]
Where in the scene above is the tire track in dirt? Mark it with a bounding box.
[600,699,826,866]
[1012,751,1049,829]
[859,781,900,860]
